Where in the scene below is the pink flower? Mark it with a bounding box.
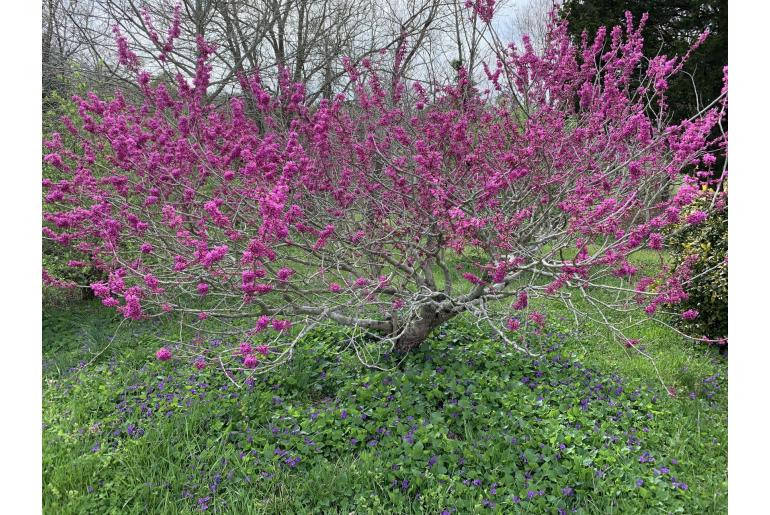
[506,318,520,331]
[239,342,253,355]
[681,309,699,320]
[197,282,209,295]
[277,267,294,281]
[194,358,206,370]
[255,345,270,356]
[255,315,271,332]
[90,282,110,299]
[272,319,292,332]
[528,312,546,327]
[140,243,154,253]
[253,283,274,294]
[686,210,707,225]
[243,354,258,368]
[329,282,342,293]
[198,312,209,320]
[648,233,663,250]
[513,291,528,310]
[625,339,640,348]
[462,273,484,285]
[201,245,229,267]
[156,347,172,361]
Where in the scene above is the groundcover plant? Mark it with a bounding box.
[42,305,726,513]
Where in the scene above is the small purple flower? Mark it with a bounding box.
[635,479,644,487]
[197,496,211,511]
[367,439,378,447]
[473,479,482,487]
[340,409,348,419]
[562,486,574,496]
[285,456,301,468]
[428,455,438,468]
[401,479,409,491]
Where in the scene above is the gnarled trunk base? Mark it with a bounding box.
[393,309,455,353]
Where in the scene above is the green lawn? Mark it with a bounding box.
[42,294,726,514]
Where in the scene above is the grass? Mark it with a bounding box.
[42,294,726,514]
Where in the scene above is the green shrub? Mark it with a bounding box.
[668,191,727,342]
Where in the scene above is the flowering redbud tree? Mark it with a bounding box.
[43,7,727,379]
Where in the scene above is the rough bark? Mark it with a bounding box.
[394,307,455,353]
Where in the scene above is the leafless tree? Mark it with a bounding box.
[43,0,561,111]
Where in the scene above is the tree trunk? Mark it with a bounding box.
[394,307,455,353]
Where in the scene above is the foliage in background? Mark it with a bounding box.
[667,190,727,343]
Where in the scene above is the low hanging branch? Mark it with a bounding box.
[42,5,727,383]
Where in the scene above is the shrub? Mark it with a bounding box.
[667,190,727,343]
